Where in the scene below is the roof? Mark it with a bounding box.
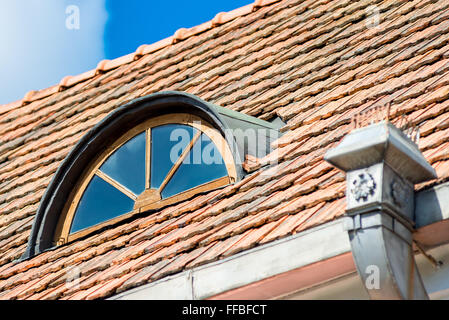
[1,0,449,299]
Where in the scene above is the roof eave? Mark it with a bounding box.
[109,218,353,300]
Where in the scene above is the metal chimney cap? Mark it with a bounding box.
[324,121,436,184]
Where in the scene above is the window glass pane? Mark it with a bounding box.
[70,175,134,233]
[161,133,228,198]
[151,124,197,189]
[100,131,145,195]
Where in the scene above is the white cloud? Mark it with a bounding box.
[0,0,107,104]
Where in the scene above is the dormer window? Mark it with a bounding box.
[57,114,237,243]
[24,92,280,258]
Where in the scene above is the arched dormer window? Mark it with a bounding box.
[24,91,281,259]
[57,114,237,243]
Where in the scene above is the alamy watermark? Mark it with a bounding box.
[365,5,380,29]
[365,264,380,290]
[65,266,81,290]
[65,5,80,30]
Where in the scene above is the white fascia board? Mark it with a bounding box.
[110,218,351,300]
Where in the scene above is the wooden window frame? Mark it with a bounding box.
[54,113,237,245]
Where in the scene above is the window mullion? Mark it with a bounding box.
[96,170,138,201]
[145,128,151,190]
[158,130,201,193]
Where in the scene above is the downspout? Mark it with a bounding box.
[325,121,437,300]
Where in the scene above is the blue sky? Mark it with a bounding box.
[0,0,252,105]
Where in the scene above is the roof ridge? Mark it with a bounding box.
[1,0,282,109]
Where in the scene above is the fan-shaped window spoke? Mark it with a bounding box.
[161,133,228,199]
[70,176,135,233]
[150,124,198,189]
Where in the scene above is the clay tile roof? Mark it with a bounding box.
[1,0,449,299]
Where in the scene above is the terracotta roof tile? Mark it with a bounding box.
[0,276,43,300]
[188,233,251,268]
[221,220,282,257]
[116,258,173,294]
[1,0,449,299]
